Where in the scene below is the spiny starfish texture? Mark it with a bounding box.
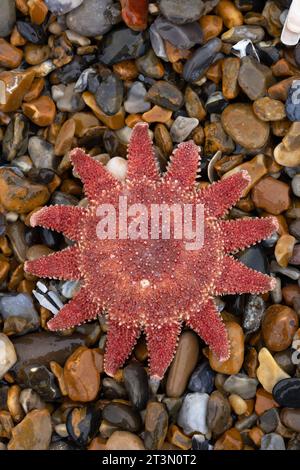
[25,123,277,380]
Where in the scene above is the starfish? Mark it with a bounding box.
[25,123,277,380]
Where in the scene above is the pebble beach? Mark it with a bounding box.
[1,0,300,452]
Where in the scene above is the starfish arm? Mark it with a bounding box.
[24,246,81,280]
[47,288,100,330]
[198,171,250,217]
[104,320,140,377]
[145,322,181,380]
[30,205,87,241]
[70,148,117,200]
[215,256,276,295]
[186,299,229,361]
[126,122,160,182]
[164,141,200,189]
[220,217,278,254]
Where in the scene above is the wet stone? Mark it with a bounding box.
[0,0,16,37]
[223,373,258,399]
[20,364,61,401]
[273,378,300,408]
[170,116,199,143]
[67,405,101,447]
[260,433,285,450]
[243,294,265,333]
[63,346,102,402]
[95,73,123,116]
[0,333,17,379]
[98,27,148,65]
[11,332,85,380]
[159,0,204,24]
[188,361,215,394]
[0,293,40,336]
[146,81,183,111]
[102,403,142,433]
[183,38,222,82]
[262,304,298,352]
[144,402,168,450]
[177,393,209,435]
[0,168,50,214]
[66,0,114,37]
[0,69,35,113]
[102,378,127,400]
[123,362,149,410]
[2,114,29,162]
[153,16,203,49]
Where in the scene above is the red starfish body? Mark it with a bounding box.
[25,123,277,379]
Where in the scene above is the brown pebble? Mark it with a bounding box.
[275,234,296,268]
[22,96,56,127]
[24,44,50,65]
[262,304,299,352]
[166,424,191,450]
[282,284,300,306]
[204,121,234,155]
[253,97,286,122]
[0,38,23,69]
[0,168,50,214]
[255,387,279,416]
[7,385,24,424]
[8,409,52,450]
[26,244,53,261]
[185,86,206,121]
[222,154,268,197]
[113,60,139,81]
[23,77,45,102]
[63,346,102,402]
[199,15,223,43]
[209,322,244,375]
[142,105,172,123]
[222,57,240,100]
[0,70,35,113]
[221,103,270,150]
[216,0,243,28]
[28,0,48,25]
[251,177,291,215]
[106,431,145,450]
[72,112,100,137]
[166,331,199,398]
[54,119,76,156]
[214,428,243,450]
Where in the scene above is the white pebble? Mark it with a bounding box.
[106,157,128,181]
[0,333,17,379]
